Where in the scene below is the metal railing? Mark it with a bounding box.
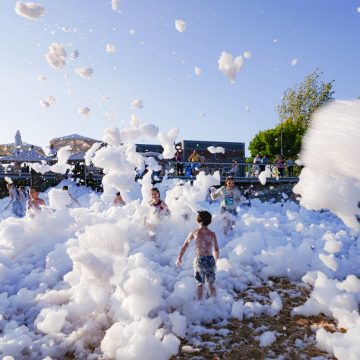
[0,161,301,185]
[164,161,301,178]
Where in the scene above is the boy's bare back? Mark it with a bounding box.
[188,227,218,257]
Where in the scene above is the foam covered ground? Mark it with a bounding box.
[0,178,359,359]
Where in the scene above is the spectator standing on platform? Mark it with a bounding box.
[287,158,294,177]
[175,149,184,176]
[259,155,265,172]
[188,150,201,176]
[252,154,261,176]
[260,155,269,172]
[229,160,239,176]
[275,155,286,177]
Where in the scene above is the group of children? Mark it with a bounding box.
[114,176,244,300]
[2,184,82,218]
[2,183,45,217]
[176,176,245,300]
[3,176,244,301]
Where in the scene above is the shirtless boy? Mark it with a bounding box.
[176,211,219,300]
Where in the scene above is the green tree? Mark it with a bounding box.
[249,119,306,160]
[248,70,335,160]
[277,69,335,126]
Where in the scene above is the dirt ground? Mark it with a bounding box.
[173,278,337,360]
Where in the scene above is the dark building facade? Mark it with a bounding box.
[135,140,245,163]
[178,140,245,163]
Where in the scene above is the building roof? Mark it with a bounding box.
[50,134,101,142]
[0,149,48,162]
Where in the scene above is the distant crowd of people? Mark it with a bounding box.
[252,154,294,178]
[171,149,296,178]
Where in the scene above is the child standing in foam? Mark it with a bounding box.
[145,187,169,239]
[148,187,169,216]
[176,211,219,300]
[27,187,45,212]
[113,191,126,206]
[2,183,25,218]
[210,176,243,234]
[62,185,81,207]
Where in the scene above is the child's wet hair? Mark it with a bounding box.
[197,210,212,226]
[151,187,160,195]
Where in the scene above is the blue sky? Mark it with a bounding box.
[0,0,359,155]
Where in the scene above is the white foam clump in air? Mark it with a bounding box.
[38,75,47,81]
[244,50,252,59]
[78,106,91,118]
[140,124,159,138]
[70,50,79,59]
[105,111,116,120]
[46,43,67,70]
[61,26,74,33]
[258,168,272,185]
[48,189,71,210]
[15,1,45,20]
[245,106,251,112]
[291,58,298,66]
[106,43,116,53]
[111,0,120,11]
[194,67,202,76]
[40,95,56,108]
[4,176,13,184]
[158,128,179,159]
[129,114,159,138]
[75,67,93,79]
[175,19,186,33]
[50,146,71,174]
[258,331,276,347]
[207,146,225,154]
[84,142,103,166]
[131,98,143,109]
[218,51,244,84]
[29,162,51,175]
[294,100,360,231]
